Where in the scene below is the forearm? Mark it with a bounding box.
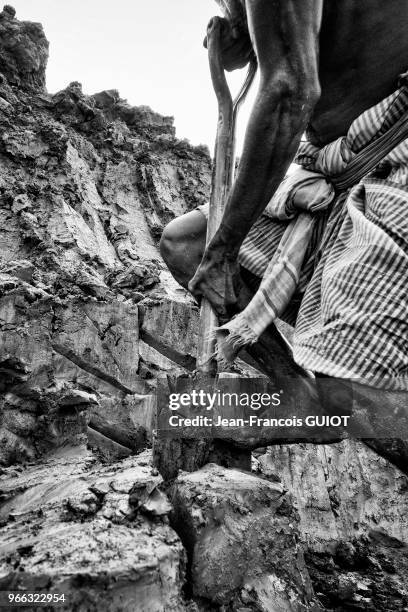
[210,78,316,258]
[188,0,322,313]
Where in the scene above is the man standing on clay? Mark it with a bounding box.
[160,1,408,408]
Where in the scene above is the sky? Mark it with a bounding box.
[10,0,256,152]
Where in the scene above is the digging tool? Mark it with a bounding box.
[153,19,256,480]
[197,16,256,374]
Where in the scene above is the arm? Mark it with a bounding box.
[190,0,323,314]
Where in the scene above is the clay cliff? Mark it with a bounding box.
[0,4,211,466]
[0,7,407,611]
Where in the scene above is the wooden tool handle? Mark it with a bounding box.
[196,17,256,374]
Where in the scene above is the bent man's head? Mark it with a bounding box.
[214,0,246,31]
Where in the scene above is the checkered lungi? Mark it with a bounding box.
[198,75,408,390]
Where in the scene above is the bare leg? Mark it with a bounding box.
[160,210,207,289]
[159,213,408,475]
[161,210,316,384]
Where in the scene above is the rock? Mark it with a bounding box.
[337,574,358,601]
[0,6,49,90]
[0,2,209,462]
[170,463,318,610]
[115,102,175,135]
[259,441,408,550]
[0,449,188,611]
[87,426,134,462]
[0,281,147,463]
[89,391,154,449]
[52,298,140,391]
[139,339,188,377]
[92,89,120,109]
[257,442,408,610]
[0,95,10,111]
[305,534,408,610]
[140,298,199,369]
[0,259,34,282]
[108,261,160,291]
[2,5,15,18]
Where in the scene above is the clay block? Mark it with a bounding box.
[170,463,318,610]
[0,450,186,612]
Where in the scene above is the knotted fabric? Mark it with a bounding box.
[204,75,408,388]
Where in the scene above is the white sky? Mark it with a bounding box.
[11,0,256,152]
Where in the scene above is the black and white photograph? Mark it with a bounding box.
[0,1,408,610]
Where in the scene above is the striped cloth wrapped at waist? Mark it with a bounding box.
[204,72,408,389]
